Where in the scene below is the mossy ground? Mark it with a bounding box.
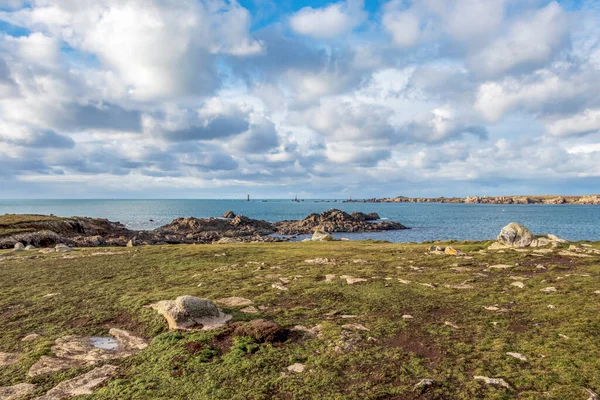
[1,240,600,399]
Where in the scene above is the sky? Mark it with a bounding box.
[0,0,599,199]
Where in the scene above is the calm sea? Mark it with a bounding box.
[1,199,599,242]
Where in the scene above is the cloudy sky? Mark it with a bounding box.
[0,0,599,199]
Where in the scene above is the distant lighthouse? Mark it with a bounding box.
[247,194,250,202]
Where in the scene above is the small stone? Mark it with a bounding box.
[286,363,305,373]
[444,284,474,290]
[341,324,369,331]
[215,297,253,307]
[474,375,511,389]
[506,352,527,361]
[13,242,25,251]
[22,333,41,342]
[240,306,259,314]
[304,258,333,265]
[340,275,368,285]
[271,282,289,291]
[547,305,556,309]
[444,321,459,329]
[541,287,557,293]
[488,264,513,270]
[511,281,525,289]
[559,334,569,339]
[594,290,600,295]
[398,279,411,284]
[402,315,414,320]
[324,274,336,283]
[413,379,434,391]
[55,244,73,252]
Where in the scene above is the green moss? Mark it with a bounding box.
[0,241,599,399]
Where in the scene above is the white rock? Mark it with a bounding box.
[506,352,527,361]
[474,375,511,389]
[271,282,289,291]
[511,281,525,289]
[541,287,557,293]
[402,315,414,320]
[286,363,306,373]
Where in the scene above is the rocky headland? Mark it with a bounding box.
[345,194,600,204]
[0,209,408,249]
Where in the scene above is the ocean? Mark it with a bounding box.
[1,199,599,242]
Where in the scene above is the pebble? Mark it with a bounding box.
[506,352,528,361]
[286,363,306,373]
[474,376,511,389]
[271,283,289,291]
[541,287,557,293]
[511,281,525,289]
[444,321,459,329]
[402,315,414,320]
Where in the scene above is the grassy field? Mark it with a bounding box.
[1,240,600,399]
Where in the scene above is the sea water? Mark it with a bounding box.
[1,199,599,242]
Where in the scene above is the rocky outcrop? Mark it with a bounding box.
[1,210,409,249]
[222,211,236,218]
[346,195,600,205]
[0,383,37,399]
[275,209,407,234]
[148,296,231,330]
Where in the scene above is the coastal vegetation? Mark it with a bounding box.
[1,234,600,399]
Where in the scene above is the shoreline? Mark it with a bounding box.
[343,194,600,205]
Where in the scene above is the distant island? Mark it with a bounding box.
[344,195,600,204]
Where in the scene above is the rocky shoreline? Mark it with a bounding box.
[344,195,600,204]
[0,209,408,249]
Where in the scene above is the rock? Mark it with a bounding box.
[488,242,509,250]
[444,284,474,290]
[506,352,527,361]
[0,352,19,366]
[286,363,306,373]
[488,264,513,270]
[275,209,407,235]
[54,244,73,252]
[324,274,336,283]
[511,281,525,289]
[13,242,25,251]
[108,328,148,351]
[24,244,36,250]
[233,319,288,343]
[497,222,535,248]
[341,324,370,331]
[126,239,136,247]
[444,246,460,255]
[402,315,414,320]
[215,297,253,307]
[305,258,333,264]
[586,388,600,400]
[474,375,511,389]
[340,275,368,285]
[413,379,434,391]
[271,282,289,291]
[37,365,118,400]
[22,333,41,342]
[222,211,236,219]
[541,287,557,293]
[216,237,239,244]
[444,321,459,329]
[546,234,568,243]
[240,306,259,314]
[0,383,37,400]
[311,228,334,241]
[28,356,87,378]
[148,296,230,330]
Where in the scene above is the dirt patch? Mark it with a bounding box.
[69,317,91,328]
[102,312,143,336]
[232,319,289,343]
[386,331,441,362]
[183,341,208,355]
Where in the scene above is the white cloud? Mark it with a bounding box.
[290,0,365,39]
[469,2,570,76]
[547,109,600,137]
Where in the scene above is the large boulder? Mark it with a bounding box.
[148,296,231,330]
[497,223,536,248]
[312,228,334,241]
[222,211,236,219]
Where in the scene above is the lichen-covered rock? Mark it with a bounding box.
[149,296,230,330]
[37,365,118,400]
[0,352,19,366]
[215,297,253,307]
[497,223,535,248]
[0,383,36,400]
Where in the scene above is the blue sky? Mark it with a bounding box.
[0,0,599,199]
